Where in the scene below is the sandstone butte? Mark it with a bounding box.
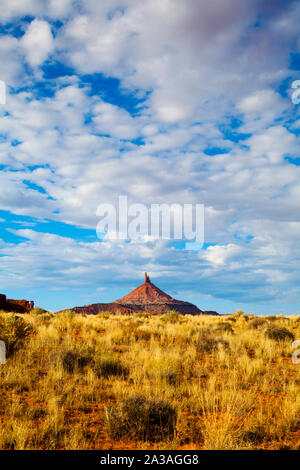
[64,273,219,316]
[0,293,34,313]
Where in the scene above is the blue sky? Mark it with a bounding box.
[0,0,300,314]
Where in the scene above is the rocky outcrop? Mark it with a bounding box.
[0,294,34,313]
[65,273,219,316]
[0,294,6,309]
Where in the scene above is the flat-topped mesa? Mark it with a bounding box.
[0,293,34,313]
[65,273,219,316]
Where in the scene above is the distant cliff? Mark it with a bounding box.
[0,293,34,313]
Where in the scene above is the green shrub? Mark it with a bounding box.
[96,312,111,319]
[62,351,79,373]
[249,318,267,329]
[194,334,229,354]
[243,426,269,444]
[27,407,46,419]
[134,312,150,319]
[39,313,54,323]
[109,320,142,345]
[161,369,179,385]
[161,311,181,323]
[0,314,34,357]
[227,316,237,322]
[30,307,48,315]
[214,322,234,334]
[265,326,294,342]
[134,328,151,341]
[235,309,244,316]
[105,395,177,441]
[93,353,127,378]
[61,349,93,373]
[56,310,75,321]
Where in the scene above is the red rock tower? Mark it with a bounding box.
[63,272,219,316]
[116,272,176,305]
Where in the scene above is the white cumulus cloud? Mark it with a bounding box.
[20,19,54,66]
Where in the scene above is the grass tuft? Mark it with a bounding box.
[265,326,294,342]
[0,314,34,357]
[93,352,127,378]
[105,395,177,441]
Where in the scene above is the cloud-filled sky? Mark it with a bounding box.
[0,0,300,314]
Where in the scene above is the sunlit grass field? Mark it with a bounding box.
[0,309,299,450]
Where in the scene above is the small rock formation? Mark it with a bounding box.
[0,293,34,313]
[66,273,219,316]
[0,294,6,310]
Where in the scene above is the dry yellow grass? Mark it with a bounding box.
[0,310,299,450]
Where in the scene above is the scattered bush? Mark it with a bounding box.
[93,353,127,378]
[62,351,80,373]
[35,312,54,326]
[235,309,244,316]
[214,322,234,334]
[243,426,269,444]
[161,368,179,385]
[249,318,266,329]
[0,314,34,357]
[61,349,93,373]
[110,320,142,345]
[40,313,54,320]
[105,395,177,441]
[134,328,151,341]
[194,334,229,354]
[96,312,111,319]
[265,326,294,342]
[57,310,75,321]
[134,312,150,319]
[27,407,46,419]
[30,307,48,315]
[161,311,181,323]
